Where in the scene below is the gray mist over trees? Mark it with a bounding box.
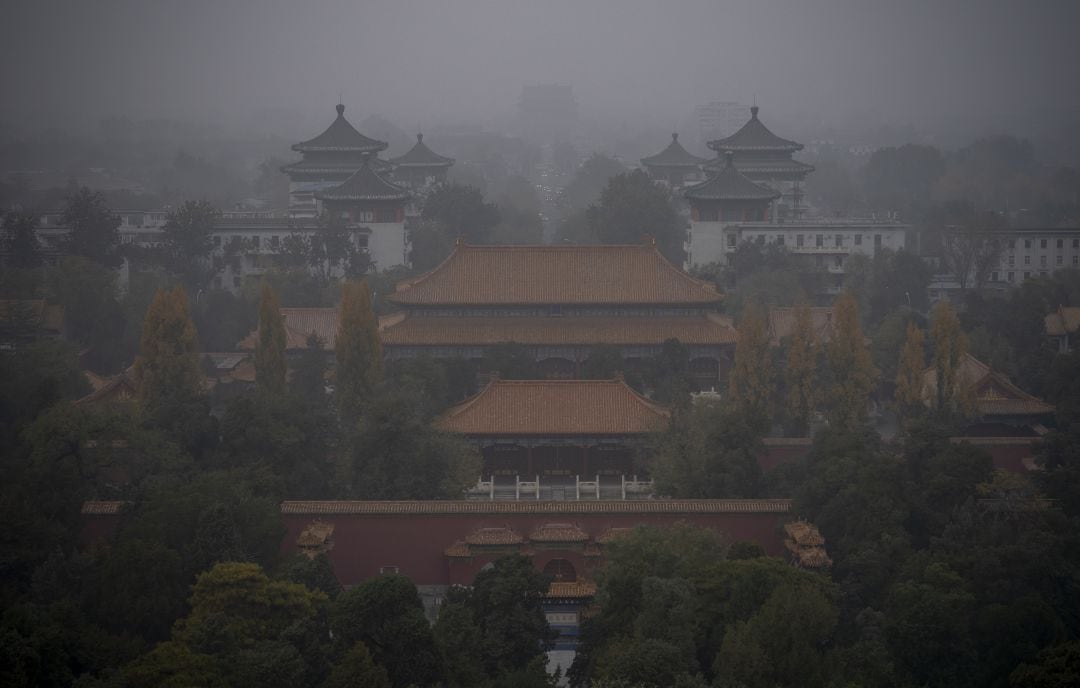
[2,0,1079,155]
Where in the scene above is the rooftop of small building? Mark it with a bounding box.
[684,152,781,202]
[389,133,455,168]
[706,105,803,153]
[315,156,409,203]
[641,132,708,168]
[292,104,389,154]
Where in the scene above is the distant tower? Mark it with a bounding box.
[388,133,455,190]
[281,103,389,219]
[640,133,708,188]
[703,105,814,219]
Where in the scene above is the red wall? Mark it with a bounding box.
[281,510,790,588]
[757,439,813,473]
[953,438,1038,473]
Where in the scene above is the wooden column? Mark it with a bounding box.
[526,445,533,477]
[581,445,588,477]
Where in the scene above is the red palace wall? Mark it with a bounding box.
[279,500,793,588]
[757,438,813,472]
[951,437,1040,473]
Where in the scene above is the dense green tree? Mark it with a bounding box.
[469,554,555,678]
[135,286,202,409]
[649,399,762,498]
[728,303,772,422]
[45,256,126,371]
[929,299,973,419]
[334,279,381,419]
[61,187,120,266]
[826,291,878,429]
[562,152,627,211]
[254,284,287,395]
[290,333,329,405]
[343,388,479,499]
[784,302,818,435]
[161,200,220,289]
[1010,641,1080,688]
[895,321,927,420]
[324,641,391,688]
[2,210,41,268]
[588,169,684,264]
[421,183,500,244]
[330,574,441,687]
[408,218,456,272]
[432,587,487,688]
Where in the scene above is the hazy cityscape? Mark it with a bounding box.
[2,1,1080,687]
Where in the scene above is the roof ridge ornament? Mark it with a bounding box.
[336,103,345,117]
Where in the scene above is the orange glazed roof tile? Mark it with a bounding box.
[388,243,722,306]
[435,378,671,436]
[922,353,1054,417]
[546,581,598,598]
[379,313,736,347]
[280,500,792,515]
[239,308,339,351]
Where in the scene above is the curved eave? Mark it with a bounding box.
[392,160,455,168]
[316,192,409,202]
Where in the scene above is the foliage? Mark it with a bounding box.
[324,641,390,688]
[895,321,927,419]
[45,256,126,371]
[2,210,41,268]
[728,302,772,421]
[161,200,220,289]
[825,291,878,429]
[61,187,120,266]
[587,169,684,265]
[649,399,763,498]
[330,574,441,687]
[420,183,500,256]
[334,279,382,419]
[253,285,287,395]
[929,299,973,419]
[562,152,627,211]
[134,287,205,435]
[784,302,818,435]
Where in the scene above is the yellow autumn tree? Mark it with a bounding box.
[135,286,202,409]
[894,321,926,419]
[729,302,772,426]
[335,279,382,418]
[785,302,818,436]
[929,300,973,418]
[826,291,877,430]
[253,284,287,394]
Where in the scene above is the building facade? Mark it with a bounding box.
[379,241,737,389]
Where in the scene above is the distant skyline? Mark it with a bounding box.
[3,0,1079,149]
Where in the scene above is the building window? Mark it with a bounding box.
[1024,271,1031,279]
[1074,239,1079,249]
[1041,271,1048,277]
[1074,256,1079,266]
[233,275,241,288]
[1025,255,1031,265]
[1041,239,1048,248]
[1058,255,1064,266]
[874,234,882,250]
[854,234,862,246]
[213,236,221,247]
[816,234,823,247]
[835,234,843,248]
[797,234,804,247]
[776,235,785,246]
[1009,255,1015,266]
[992,271,999,281]
[1008,239,1015,249]
[251,236,260,249]
[1041,255,1047,267]
[1025,239,1032,248]
[270,235,279,249]
[356,235,369,248]
[727,234,737,248]
[1057,239,1064,249]
[834,255,843,267]
[1007,271,1014,282]
[380,566,399,575]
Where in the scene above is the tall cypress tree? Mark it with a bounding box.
[826,291,877,430]
[929,300,973,419]
[785,302,818,436]
[335,280,382,418]
[895,321,927,420]
[729,302,772,426]
[253,285,287,395]
[135,286,203,410]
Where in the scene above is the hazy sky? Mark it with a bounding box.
[3,0,1079,140]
